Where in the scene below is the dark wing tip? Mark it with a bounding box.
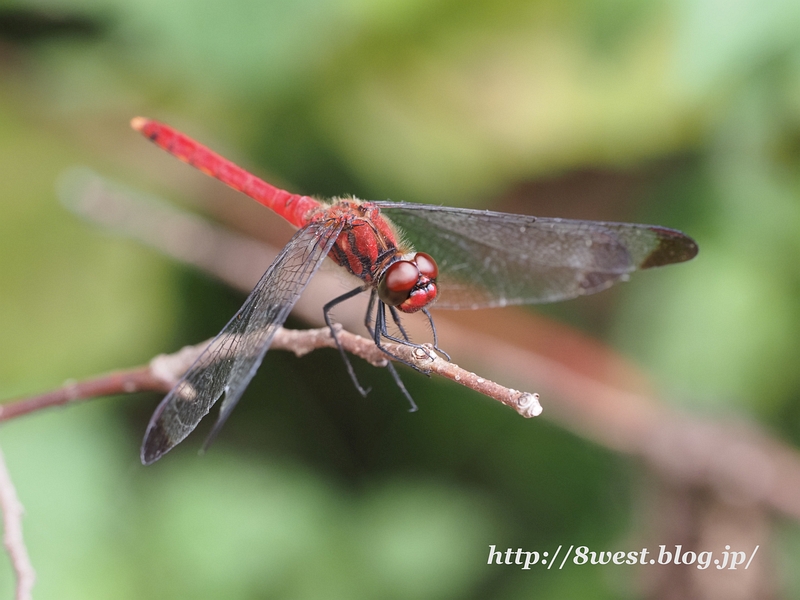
[140,421,174,465]
[640,227,698,269]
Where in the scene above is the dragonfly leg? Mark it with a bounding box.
[363,289,378,338]
[388,305,412,342]
[373,302,432,375]
[377,304,436,362]
[323,286,371,396]
[385,361,418,412]
[366,291,420,410]
[387,305,447,361]
[368,294,436,363]
[326,288,423,411]
[386,305,449,362]
[422,307,450,361]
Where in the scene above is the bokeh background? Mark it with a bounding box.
[2,0,800,598]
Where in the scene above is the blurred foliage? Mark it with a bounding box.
[1,0,800,597]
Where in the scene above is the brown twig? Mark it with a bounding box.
[271,326,542,417]
[0,447,35,600]
[0,326,541,424]
[0,368,171,422]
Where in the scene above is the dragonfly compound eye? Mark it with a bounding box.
[378,260,419,306]
[413,252,438,279]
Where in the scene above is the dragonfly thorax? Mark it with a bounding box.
[377,252,439,313]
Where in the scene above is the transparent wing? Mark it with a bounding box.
[141,220,344,464]
[377,202,697,309]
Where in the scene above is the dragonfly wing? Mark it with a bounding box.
[141,220,344,464]
[377,202,697,309]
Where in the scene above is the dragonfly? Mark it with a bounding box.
[132,117,698,465]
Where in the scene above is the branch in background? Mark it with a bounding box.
[0,326,541,424]
[0,447,35,600]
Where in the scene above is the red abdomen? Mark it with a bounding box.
[132,117,320,228]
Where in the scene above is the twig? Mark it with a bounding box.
[0,447,35,600]
[270,326,541,417]
[0,326,541,423]
[0,368,171,422]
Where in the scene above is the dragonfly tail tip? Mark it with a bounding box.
[130,116,148,132]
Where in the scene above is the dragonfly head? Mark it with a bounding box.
[378,252,439,313]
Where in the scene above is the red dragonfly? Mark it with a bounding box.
[132,117,698,465]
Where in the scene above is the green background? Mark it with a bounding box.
[1,0,800,597]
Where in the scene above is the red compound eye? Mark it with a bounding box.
[378,260,419,306]
[413,252,438,279]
